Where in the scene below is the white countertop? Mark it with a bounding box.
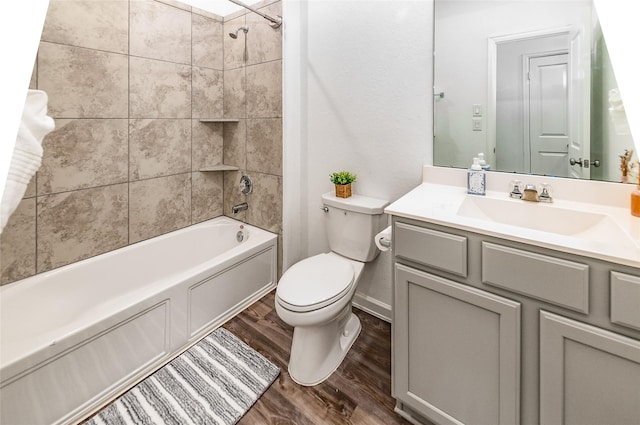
[385,168,640,268]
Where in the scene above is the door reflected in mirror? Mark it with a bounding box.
[433,0,635,183]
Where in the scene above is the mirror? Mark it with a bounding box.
[433,0,635,183]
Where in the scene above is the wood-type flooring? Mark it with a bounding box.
[223,290,412,425]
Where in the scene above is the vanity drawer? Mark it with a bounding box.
[482,242,589,313]
[611,272,640,331]
[394,222,467,276]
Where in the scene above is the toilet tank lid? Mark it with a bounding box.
[322,192,389,214]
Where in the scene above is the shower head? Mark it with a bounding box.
[229,26,249,39]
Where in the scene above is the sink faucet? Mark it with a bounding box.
[516,183,553,203]
[522,184,540,202]
[232,202,248,214]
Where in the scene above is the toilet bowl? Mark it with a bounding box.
[275,253,365,386]
[275,192,388,386]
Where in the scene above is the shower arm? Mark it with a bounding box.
[227,0,282,28]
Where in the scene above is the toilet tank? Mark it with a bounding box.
[321,192,389,262]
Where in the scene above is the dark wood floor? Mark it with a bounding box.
[223,290,411,425]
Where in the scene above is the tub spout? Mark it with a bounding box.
[232,202,248,214]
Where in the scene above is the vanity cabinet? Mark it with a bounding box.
[391,217,640,425]
[539,311,640,425]
[394,264,520,425]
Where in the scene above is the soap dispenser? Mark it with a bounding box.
[468,157,486,195]
[478,152,490,170]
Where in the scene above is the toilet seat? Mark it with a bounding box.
[277,253,354,313]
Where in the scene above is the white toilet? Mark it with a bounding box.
[275,191,389,386]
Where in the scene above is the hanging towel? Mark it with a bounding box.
[0,90,55,233]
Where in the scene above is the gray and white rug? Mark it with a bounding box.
[86,327,279,425]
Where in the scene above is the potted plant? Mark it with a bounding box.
[330,171,357,198]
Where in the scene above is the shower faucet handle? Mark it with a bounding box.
[239,175,253,195]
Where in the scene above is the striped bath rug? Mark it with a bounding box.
[85,327,279,425]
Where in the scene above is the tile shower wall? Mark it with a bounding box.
[1,0,283,284]
[221,0,283,275]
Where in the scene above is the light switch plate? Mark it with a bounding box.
[472,117,482,131]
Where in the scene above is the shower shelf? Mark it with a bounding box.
[199,118,240,123]
[199,165,240,172]
[198,119,241,172]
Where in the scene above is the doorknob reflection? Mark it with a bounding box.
[570,158,600,168]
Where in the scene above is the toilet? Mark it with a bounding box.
[275,191,389,386]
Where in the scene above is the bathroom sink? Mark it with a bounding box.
[456,196,638,249]
[385,173,640,267]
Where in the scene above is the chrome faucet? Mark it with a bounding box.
[538,184,553,203]
[232,202,248,214]
[509,182,523,199]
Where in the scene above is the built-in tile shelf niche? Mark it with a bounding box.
[198,119,240,172]
[199,165,240,171]
[199,119,240,123]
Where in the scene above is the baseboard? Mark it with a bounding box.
[353,292,392,323]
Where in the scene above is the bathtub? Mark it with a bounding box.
[0,217,277,425]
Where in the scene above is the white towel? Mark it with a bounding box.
[0,90,55,233]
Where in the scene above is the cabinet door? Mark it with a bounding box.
[394,264,521,425]
[540,311,640,425]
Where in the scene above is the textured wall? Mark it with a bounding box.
[1,0,283,284]
[282,0,432,321]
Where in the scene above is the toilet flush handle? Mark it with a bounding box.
[320,206,329,213]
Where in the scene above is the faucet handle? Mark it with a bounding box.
[539,183,553,203]
[509,180,523,199]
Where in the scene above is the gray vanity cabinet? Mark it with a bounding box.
[394,264,521,425]
[391,217,640,425]
[540,311,640,425]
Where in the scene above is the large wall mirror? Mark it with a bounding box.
[433,0,635,183]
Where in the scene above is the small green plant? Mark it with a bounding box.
[329,171,357,185]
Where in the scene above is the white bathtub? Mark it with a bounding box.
[0,217,277,425]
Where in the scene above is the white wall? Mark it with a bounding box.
[283,0,433,320]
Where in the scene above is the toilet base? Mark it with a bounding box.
[288,310,361,386]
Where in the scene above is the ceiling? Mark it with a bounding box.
[179,0,261,17]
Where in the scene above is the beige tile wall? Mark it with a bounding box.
[221,0,283,276]
[1,0,284,285]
